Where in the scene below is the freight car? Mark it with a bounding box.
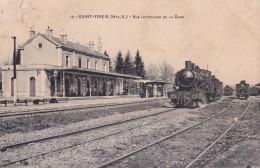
[249,87,259,96]
[170,61,222,108]
[224,85,234,96]
[236,80,249,99]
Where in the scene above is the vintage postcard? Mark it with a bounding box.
[0,0,259,167]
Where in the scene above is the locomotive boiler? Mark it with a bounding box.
[171,61,222,108]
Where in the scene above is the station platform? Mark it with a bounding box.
[0,96,168,113]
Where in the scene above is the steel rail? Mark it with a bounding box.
[0,99,166,118]
[0,98,232,167]
[0,99,232,167]
[185,100,250,168]
[0,108,174,152]
[96,103,237,168]
[0,110,177,167]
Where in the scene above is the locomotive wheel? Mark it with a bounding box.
[186,100,193,108]
[193,101,199,108]
[201,96,207,104]
[189,100,199,108]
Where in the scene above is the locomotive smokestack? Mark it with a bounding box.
[191,63,195,70]
[194,66,198,72]
[185,61,192,69]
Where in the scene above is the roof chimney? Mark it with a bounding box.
[92,41,95,51]
[88,41,95,52]
[88,41,92,50]
[97,37,103,53]
[59,34,67,44]
[46,26,53,37]
[194,65,198,72]
[29,26,35,38]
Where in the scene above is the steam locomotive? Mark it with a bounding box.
[236,80,249,99]
[170,61,223,108]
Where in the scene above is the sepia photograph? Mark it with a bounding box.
[0,0,259,167]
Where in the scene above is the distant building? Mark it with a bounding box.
[249,87,259,96]
[223,85,234,96]
[249,83,260,96]
[2,27,140,98]
[255,83,260,87]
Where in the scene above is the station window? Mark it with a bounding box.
[95,62,98,70]
[87,60,89,69]
[78,58,81,68]
[38,43,42,48]
[66,56,69,66]
[103,63,106,71]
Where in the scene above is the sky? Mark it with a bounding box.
[0,0,259,85]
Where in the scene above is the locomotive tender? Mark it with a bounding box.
[171,61,223,108]
[236,80,249,99]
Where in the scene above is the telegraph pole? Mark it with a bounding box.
[12,36,17,105]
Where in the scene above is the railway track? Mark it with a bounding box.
[0,108,178,167]
[0,99,230,167]
[0,99,166,118]
[0,108,174,153]
[0,98,234,167]
[185,100,250,168]
[96,100,248,168]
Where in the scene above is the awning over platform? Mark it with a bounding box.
[3,64,141,80]
[135,79,171,85]
[61,67,141,79]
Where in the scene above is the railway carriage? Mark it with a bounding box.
[170,61,222,108]
[224,85,234,96]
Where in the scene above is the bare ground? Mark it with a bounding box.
[0,100,167,136]
[1,97,259,168]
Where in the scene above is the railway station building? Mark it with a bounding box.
[138,80,170,98]
[249,84,260,96]
[1,27,141,98]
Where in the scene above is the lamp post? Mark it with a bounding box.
[12,36,18,105]
[53,70,58,97]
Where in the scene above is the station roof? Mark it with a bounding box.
[254,83,260,88]
[62,67,141,79]
[19,33,109,60]
[253,85,260,89]
[2,64,141,79]
[136,79,171,85]
[224,85,233,89]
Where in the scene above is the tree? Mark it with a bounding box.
[123,50,134,75]
[159,62,174,82]
[134,50,145,78]
[104,50,113,72]
[115,50,124,73]
[145,63,160,80]
[159,62,175,91]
